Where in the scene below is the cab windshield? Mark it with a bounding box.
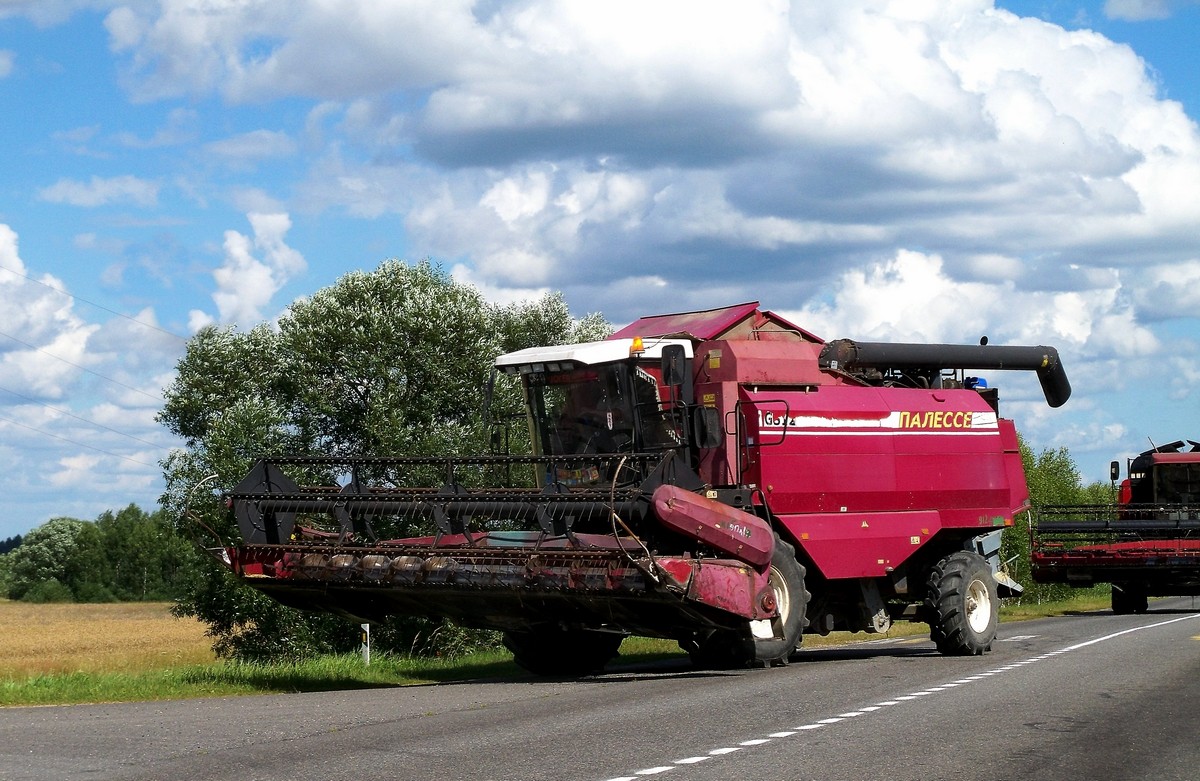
[523,362,684,484]
[1154,463,1200,504]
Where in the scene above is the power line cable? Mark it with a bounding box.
[0,329,164,402]
[0,383,166,449]
[0,261,188,342]
[0,412,163,469]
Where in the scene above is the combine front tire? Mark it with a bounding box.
[503,627,624,677]
[1111,583,1148,615]
[926,550,998,655]
[687,535,809,669]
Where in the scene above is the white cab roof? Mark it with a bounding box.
[495,337,693,369]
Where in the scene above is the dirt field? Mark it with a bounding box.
[0,600,215,677]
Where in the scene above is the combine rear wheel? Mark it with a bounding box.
[687,535,809,669]
[1111,583,1148,615]
[926,550,998,655]
[503,627,624,677]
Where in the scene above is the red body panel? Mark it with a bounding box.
[735,385,1024,579]
[653,484,774,567]
[1031,538,1200,592]
[687,560,773,619]
[1041,538,1200,561]
[610,302,823,343]
[777,511,942,579]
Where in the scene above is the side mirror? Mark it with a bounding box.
[1109,460,1121,482]
[692,406,723,449]
[661,345,686,387]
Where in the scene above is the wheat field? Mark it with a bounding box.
[0,600,215,677]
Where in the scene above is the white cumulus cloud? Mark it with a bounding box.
[37,174,160,207]
[189,212,307,330]
[204,129,298,164]
[32,0,1200,490]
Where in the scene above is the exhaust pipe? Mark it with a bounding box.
[819,339,1071,408]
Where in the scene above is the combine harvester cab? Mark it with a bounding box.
[1032,440,1200,614]
[223,302,1069,674]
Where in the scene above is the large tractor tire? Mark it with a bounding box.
[926,550,998,655]
[1111,583,1148,615]
[503,627,624,677]
[687,535,809,669]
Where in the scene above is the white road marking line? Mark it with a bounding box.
[603,613,1200,781]
[1061,614,1199,652]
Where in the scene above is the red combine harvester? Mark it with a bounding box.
[1031,440,1200,614]
[222,302,1070,674]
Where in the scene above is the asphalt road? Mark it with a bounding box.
[4,598,1200,781]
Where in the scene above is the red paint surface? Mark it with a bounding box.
[737,384,1023,579]
[1034,538,1200,566]
[687,559,772,619]
[652,484,774,567]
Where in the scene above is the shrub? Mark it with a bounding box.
[22,578,75,604]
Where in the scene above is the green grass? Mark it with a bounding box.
[1,651,528,707]
[0,596,1120,708]
[1001,593,1113,619]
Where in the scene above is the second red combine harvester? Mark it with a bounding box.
[224,302,1070,675]
[1031,439,1200,614]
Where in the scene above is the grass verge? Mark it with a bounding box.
[1,595,1116,707]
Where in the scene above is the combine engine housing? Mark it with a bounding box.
[221,301,1069,670]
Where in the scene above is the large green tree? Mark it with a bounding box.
[4,517,87,601]
[1001,438,1112,604]
[91,505,195,601]
[158,259,609,660]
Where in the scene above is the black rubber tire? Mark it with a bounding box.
[685,631,755,670]
[926,550,998,656]
[687,535,809,669]
[502,627,624,677]
[1111,583,1149,615]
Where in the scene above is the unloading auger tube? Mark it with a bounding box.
[819,339,1072,408]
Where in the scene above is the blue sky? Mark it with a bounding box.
[2,0,1200,540]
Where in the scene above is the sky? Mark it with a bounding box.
[2,0,1200,540]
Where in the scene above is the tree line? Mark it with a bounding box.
[0,504,195,603]
[1,259,1113,660]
